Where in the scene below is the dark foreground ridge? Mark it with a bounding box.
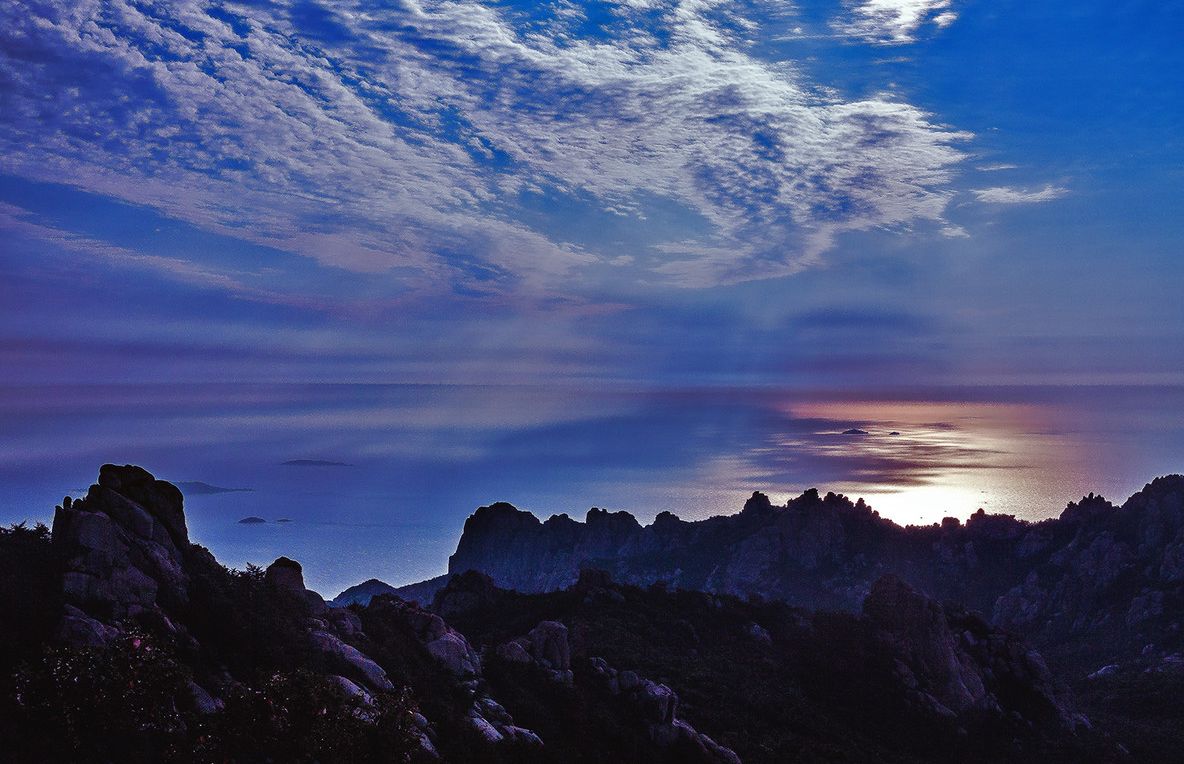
[0,465,1179,761]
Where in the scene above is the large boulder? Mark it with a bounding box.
[309,629,394,693]
[527,620,570,671]
[265,556,306,593]
[97,464,188,549]
[426,632,480,677]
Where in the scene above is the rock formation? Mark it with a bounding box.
[43,465,541,760]
[437,477,1184,662]
[53,464,193,632]
[585,656,741,764]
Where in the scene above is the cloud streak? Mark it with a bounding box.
[0,0,971,292]
[973,184,1069,204]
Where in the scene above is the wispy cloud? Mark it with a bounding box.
[973,184,1069,204]
[0,202,262,298]
[0,0,971,292]
[834,0,957,44]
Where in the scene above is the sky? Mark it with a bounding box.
[1,0,1182,594]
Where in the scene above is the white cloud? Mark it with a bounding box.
[835,0,957,44]
[973,185,1069,204]
[0,0,970,292]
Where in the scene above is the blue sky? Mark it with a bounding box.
[1,0,1182,592]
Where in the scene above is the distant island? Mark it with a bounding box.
[237,516,267,524]
[280,459,352,467]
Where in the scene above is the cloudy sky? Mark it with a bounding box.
[2,0,1182,591]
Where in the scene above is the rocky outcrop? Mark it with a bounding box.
[369,596,482,678]
[496,619,573,683]
[361,593,541,746]
[440,476,1184,662]
[43,465,539,760]
[264,556,306,593]
[487,608,739,762]
[52,464,192,624]
[864,575,990,716]
[8,465,1138,762]
[309,628,395,693]
[264,556,330,615]
[448,503,646,594]
[586,656,741,764]
[432,570,498,621]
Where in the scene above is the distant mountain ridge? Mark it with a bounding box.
[397,477,1184,666]
[333,575,450,608]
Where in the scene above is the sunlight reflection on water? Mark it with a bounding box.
[768,400,1082,525]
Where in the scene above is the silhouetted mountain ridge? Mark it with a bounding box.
[434,477,1184,666]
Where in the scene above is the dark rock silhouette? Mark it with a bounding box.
[439,476,1184,664]
[53,464,192,623]
[264,556,306,593]
[37,465,539,761]
[237,516,266,524]
[440,562,1119,762]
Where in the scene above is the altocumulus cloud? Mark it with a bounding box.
[834,0,959,44]
[0,0,972,293]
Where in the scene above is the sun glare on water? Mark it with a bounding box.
[777,399,1082,526]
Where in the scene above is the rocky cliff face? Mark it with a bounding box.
[443,477,1184,663]
[864,575,1083,730]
